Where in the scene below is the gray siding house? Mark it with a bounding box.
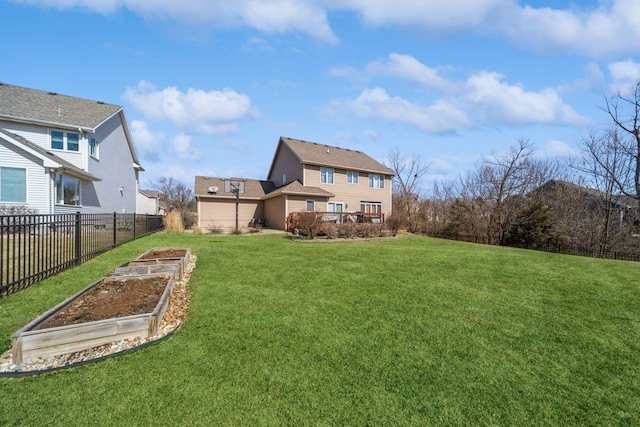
[0,83,143,214]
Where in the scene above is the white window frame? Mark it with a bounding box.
[50,130,80,152]
[55,173,81,206]
[368,174,385,189]
[89,137,99,158]
[306,200,315,212]
[346,170,359,184]
[360,201,382,214]
[327,202,344,213]
[0,167,27,203]
[320,167,334,184]
[51,130,64,150]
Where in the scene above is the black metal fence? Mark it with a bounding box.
[1,212,164,297]
[430,232,640,262]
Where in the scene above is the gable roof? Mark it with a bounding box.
[0,83,122,130]
[0,129,100,181]
[195,176,276,200]
[532,179,636,210]
[262,180,334,200]
[0,83,142,170]
[268,136,395,177]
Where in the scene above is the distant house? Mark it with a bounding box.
[137,190,165,215]
[195,136,394,231]
[0,83,143,214]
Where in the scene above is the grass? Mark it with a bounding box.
[1,232,639,425]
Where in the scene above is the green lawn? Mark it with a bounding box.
[1,232,639,426]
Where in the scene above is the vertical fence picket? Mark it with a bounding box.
[0,212,164,298]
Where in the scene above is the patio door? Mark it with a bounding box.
[327,202,344,213]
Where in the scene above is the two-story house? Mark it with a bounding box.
[195,136,395,231]
[0,83,143,214]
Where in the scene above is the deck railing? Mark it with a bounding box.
[0,212,164,298]
[286,211,385,232]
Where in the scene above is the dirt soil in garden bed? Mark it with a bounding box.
[34,275,170,330]
[139,249,188,259]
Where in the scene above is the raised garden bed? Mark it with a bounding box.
[11,273,174,364]
[136,248,191,277]
[114,259,183,280]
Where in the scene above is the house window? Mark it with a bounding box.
[360,201,382,214]
[306,200,315,211]
[328,202,344,213]
[224,179,245,194]
[368,174,385,189]
[51,130,80,151]
[320,167,334,184]
[89,137,99,158]
[282,173,287,185]
[67,132,79,151]
[55,174,81,206]
[51,131,64,150]
[0,167,27,203]
[346,170,359,184]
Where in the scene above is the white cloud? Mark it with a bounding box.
[331,54,590,132]
[366,53,457,92]
[130,120,163,162]
[609,60,640,96]
[335,87,470,133]
[340,0,507,31]
[464,71,590,127]
[14,0,640,55]
[123,80,256,135]
[501,1,640,56]
[538,139,579,159]
[14,0,338,43]
[171,132,201,160]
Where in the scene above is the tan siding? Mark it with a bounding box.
[302,165,393,218]
[264,197,286,230]
[287,196,313,213]
[268,145,303,186]
[198,199,261,230]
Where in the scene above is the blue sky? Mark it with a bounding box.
[2,0,640,193]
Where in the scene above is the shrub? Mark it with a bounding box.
[181,211,197,230]
[323,224,338,239]
[0,205,37,215]
[295,212,322,239]
[164,211,184,232]
[338,222,357,239]
[209,225,224,235]
[358,223,384,238]
[385,214,402,236]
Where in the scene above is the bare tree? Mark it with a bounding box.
[457,139,556,245]
[600,80,640,214]
[155,177,195,212]
[384,148,430,232]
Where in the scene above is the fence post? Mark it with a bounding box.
[133,213,137,238]
[75,211,82,266]
[113,212,117,247]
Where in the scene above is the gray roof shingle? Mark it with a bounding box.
[262,180,334,200]
[278,137,395,176]
[0,83,122,130]
[195,176,276,199]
